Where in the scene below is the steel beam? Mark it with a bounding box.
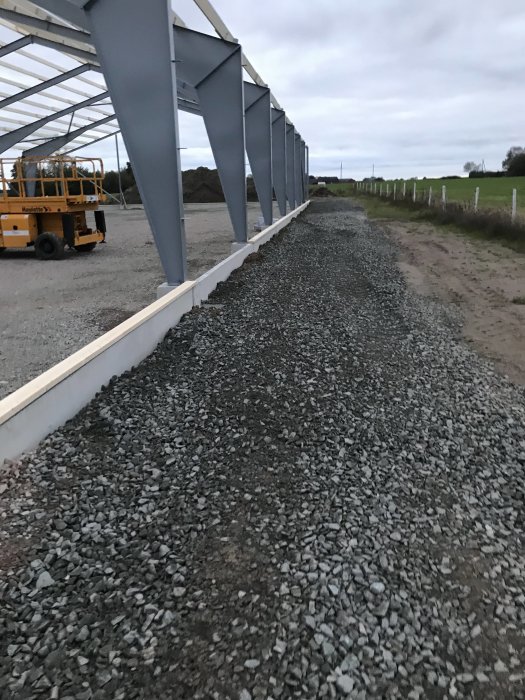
[23,113,115,156]
[0,63,98,110]
[0,91,109,154]
[192,0,283,110]
[0,36,33,57]
[286,124,296,210]
[271,107,287,216]
[30,0,91,30]
[0,31,97,63]
[244,82,272,226]
[174,25,247,244]
[0,8,92,44]
[22,34,96,62]
[65,128,119,154]
[294,132,302,206]
[83,0,187,285]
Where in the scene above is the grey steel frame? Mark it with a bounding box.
[3,0,309,286]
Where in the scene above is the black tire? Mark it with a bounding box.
[0,247,5,255]
[34,233,65,260]
[74,242,97,253]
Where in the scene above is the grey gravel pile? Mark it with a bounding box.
[1,199,525,699]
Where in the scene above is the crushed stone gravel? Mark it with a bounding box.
[1,199,525,699]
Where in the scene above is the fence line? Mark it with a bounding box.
[353,179,519,220]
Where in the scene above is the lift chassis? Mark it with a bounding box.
[0,156,107,260]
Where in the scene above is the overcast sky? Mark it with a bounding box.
[4,0,525,179]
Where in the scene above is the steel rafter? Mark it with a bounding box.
[0,63,98,109]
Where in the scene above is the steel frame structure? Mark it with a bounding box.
[0,0,309,286]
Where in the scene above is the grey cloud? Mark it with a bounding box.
[79,0,525,179]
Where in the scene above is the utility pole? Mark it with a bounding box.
[372,163,375,180]
[340,161,343,180]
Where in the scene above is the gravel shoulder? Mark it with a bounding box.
[1,199,525,699]
[383,218,525,386]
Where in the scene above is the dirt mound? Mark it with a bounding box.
[310,186,336,198]
[122,167,260,204]
[184,181,223,204]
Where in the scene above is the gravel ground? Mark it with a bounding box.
[1,198,525,699]
[0,202,274,400]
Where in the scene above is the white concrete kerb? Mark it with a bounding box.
[0,201,310,462]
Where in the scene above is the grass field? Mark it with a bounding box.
[328,176,525,215]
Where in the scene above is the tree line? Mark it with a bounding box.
[464,147,525,178]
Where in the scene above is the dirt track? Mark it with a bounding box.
[383,219,525,385]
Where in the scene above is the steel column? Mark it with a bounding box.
[0,64,99,110]
[302,141,308,202]
[83,0,187,285]
[244,82,272,226]
[0,91,109,154]
[286,124,296,210]
[306,145,309,199]
[294,132,302,206]
[174,26,247,243]
[271,108,287,216]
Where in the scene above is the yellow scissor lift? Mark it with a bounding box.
[0,156,107,260]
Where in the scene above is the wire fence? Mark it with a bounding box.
[351,180,525,243]
[354,181,520,222]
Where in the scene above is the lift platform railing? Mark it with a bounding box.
[0,156,106,202]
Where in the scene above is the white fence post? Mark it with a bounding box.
[428,186,433,206]
[393,182,397,200]
[386,183,390,197]
[442,185,446,209]
[512,188,517,222]
[474,187,480,212]
[403,181,406,198]
[413,181,417,202]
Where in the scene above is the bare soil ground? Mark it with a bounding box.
[383,219,525,385]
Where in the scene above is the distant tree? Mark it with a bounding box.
[506,152,525,177]
[502,146,525,171]
[463,161,481,174]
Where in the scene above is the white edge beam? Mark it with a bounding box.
[0,201,310,462]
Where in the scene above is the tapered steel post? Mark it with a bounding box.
[300,140,307,203]
[244,82,273,226]
[83,0,187,285]
[271,108,287,216]
[294,132,302,206]
[286,124,296,210]
[174,26,247,244]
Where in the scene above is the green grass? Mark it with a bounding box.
[328,177,525,215]
[512,296,525,305]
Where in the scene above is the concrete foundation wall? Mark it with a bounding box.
[0,202,309,462]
